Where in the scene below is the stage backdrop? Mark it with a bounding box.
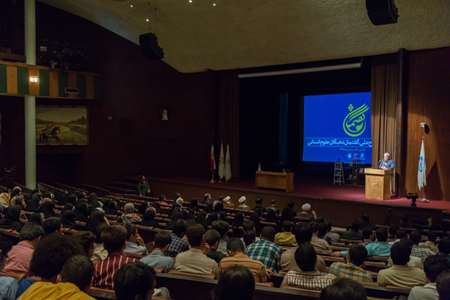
[36,105,88,146]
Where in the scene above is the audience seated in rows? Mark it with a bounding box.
[173,223,218,277]
[166,220,189,257]
[281,223,327,273]
[3,223,44,275]
[329,245,372,283]
[219,238,268,282]
[410,230,436,261]
[204,229,225,263]
[215,265,255,300]
[282,243,336,290]
[408,254,450,300]
[140,231,174,272]
[92,225,137,289]
[247,226,281,272]
[437,270,450,300]
[377,239,427,288]
[320,278,367,300]
[274,221,296,247]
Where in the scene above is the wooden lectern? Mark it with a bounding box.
[364,168,393,200]
[255,171,294,192]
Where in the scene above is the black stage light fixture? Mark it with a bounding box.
[366,0,399,25]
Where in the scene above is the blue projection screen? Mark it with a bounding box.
[303,92,372,164]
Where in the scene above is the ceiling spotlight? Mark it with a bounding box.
[188,0,193,3]
[145,18,150,22]
[212,2,217,6]
[129,4,134,8]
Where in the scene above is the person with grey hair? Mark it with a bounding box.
[122,203,142,224]
[3,223,44,274]
[378,152,395,170]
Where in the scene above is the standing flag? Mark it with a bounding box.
[417,139,427,191]
[210,144,216,183]
[218,142,225,181]
[225,144,232,182]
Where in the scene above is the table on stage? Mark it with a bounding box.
[364,168,393,200]
[255,170,294,192]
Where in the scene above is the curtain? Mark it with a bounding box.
[216,70,240,179]
[371,54,404,194]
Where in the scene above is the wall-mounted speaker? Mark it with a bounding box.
[366,0,399,25]
[139,33,164,60]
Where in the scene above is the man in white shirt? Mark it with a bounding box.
[408,255,449,300]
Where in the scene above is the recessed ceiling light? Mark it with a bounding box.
[188,0,193,3]
[129,3,134,8]
[212,2,217,6]
[145,18,150,22]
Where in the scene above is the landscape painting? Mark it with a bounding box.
[36,105,88,145]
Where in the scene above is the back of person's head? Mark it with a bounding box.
[282,221,294,233]
[362,229,372,240]
[42,217,62,235]
[101,225,128,253]
[424,254,450,282]
[388,225,398,238]
[320,278,367,300]
[212,220,230,237]
[294,243,317,272]
[29,234,83,280]
[126,223,138,240]
[19,223,44,241]
[227,238,245,254]
[94,222,108,243]
[173,220,187,237]
[29,213,43,225]
[317,222,329,238]
[350,220,361,232]
[396,229,407,240]
[428,231,438,243]
[5,205,21,221]
[391,240,412,265]
[61,255,94,291]
[215,265,255,300]
[204,229,221,247]
[124,203,136,214]
[72,231,96,257]
[410,230,422,245]
[154,232,172,249]
[349,245,368,266]
[439,238,450,255]
[295,222,313,244]
[261,226,276,242]
[437,270,450,300]
[186,224,205,247]
[114,262,155,300]
[243,230,256,247]
[375,228,388,242]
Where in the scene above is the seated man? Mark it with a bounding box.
[215,265,255,300]
[365,228,391,257]
[140,231,174,272]
[92,225,137,289]
[13,234,84,299]
[438,238,450,264]
[275,221,296,247]
[166,220,189,257]
[437,270,450,300]
[174,224,218,277]
[219,238,268,283]
[124,223,147,257]
[20,255,95,300]
[247,226,281,272]
[282,243,335,290]
[320,278,367,300]
[329,245,373,283]
[281,223,328,273]
[410,230,436,261]
[204,229,225,263]
[42,217,62,235]
[341,220,363,241]
[114,262,155,300]
[378,240,427,288]
[408,254,450,300]
[311,222,332,254]
[3,223,44,274]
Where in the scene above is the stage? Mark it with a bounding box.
[150,176,449,227]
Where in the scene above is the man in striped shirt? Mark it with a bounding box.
[92,225,137,289]
[219,238,268,282]
[282,243,335,291]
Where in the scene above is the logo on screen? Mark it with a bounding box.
[343,104,369,137]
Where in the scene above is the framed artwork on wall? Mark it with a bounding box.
[36,105,88,145]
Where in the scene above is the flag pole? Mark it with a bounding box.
[418,123,429,203]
